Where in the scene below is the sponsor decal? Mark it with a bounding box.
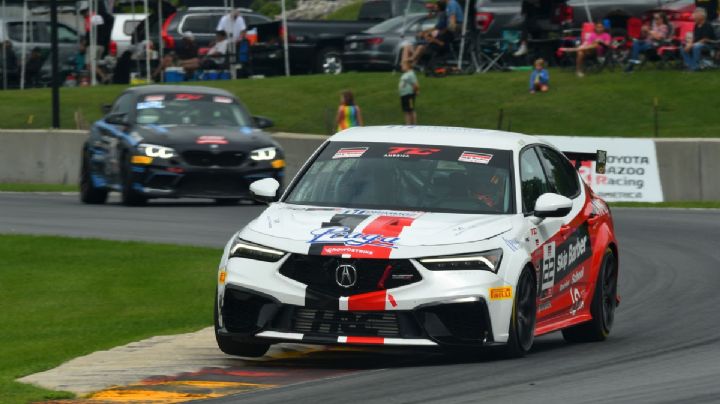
[144,95,165,102]
[503,237,521,252]
[336,208,423,218]
[571,268,585,284]
[538,301,552,313]
[384,147,441,158]
[569,286,584,315]
[333,147,368,159]
[196,135,229,145]
[558,278,570,292]
[539,224,593,300]
[137,101,164,110]
[309,227,399,249]
[175,93,204,101]
[458,151,493,165]
[490,286,513,300]
[541,242,556,299]
[322,246,376,258]
[213,96,233,104]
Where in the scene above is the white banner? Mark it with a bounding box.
[539,136,664,203]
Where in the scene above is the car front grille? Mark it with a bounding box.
[279,255,422,297]
[178,173,246,195]
[182,151,245,167]
[292,308,401,337]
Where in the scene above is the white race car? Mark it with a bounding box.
[215,126,619,357]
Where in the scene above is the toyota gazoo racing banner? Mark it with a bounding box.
[540,136,664,202]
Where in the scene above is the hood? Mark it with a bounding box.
[132,125,276,150]
[247,203,514,248]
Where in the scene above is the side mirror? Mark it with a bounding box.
[253,115,274,129]
[533,193,573,219]
[101,104,112,115]
[105,112,128,126]
[249,178,280,204]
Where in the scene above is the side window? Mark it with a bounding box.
[520,148,551,213]
[181,15,212,35]
[111,94,134,115]
[537,147,580,199]
[57,24,78,43]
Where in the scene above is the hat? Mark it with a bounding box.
[182,31,194,40]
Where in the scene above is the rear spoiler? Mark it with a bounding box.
[563,150,607,174]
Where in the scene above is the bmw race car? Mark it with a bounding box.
[80,85,285,206]
[215,126,619,357]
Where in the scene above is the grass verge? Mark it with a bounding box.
[1,70,718,137]
[0,183,78,192]
[0,235,220,404]
[610,201,720,209]
[325,0,362,20]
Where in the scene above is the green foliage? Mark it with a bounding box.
[325,0,363,20]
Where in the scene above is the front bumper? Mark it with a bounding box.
[217,255,514,347]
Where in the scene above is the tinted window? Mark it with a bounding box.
[134,93,252,127]
[359,1,393,20]
[123,20,143,36]
[537,146,580,198]
[286,142,514,214]
[111,93,134,115]
[520,148,551,212]
[244,15,269,26]
[181,15,213,35]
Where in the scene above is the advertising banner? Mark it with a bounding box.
[540,136,664,202]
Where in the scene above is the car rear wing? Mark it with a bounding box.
[563,150,607,174]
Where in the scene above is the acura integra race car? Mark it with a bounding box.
[215,126,619,357]
[80,85,284,206]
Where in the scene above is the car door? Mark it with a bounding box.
[99,93,135,185]
[536,145,591,318]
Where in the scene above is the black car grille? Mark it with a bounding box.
[182,151,245,167]
[292,308,401,337]
[222,288,275,333]
[178,173,246,195]
[279,255,421,297]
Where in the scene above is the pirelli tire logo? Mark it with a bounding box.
[490,286,513,301]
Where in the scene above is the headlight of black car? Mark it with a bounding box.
[229,238,286,262]
[418,249,503,273]
[137,143,176,159]
[250,147,278,161]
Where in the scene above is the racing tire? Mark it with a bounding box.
[215,198,240,206]
[316,47,343,75]
[562,248,618,343]
[503,266,537,358]
[214,292,271,358]
[79,152,108,204]
[120,153,147,206]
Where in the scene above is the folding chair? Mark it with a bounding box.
[478,30,521,73]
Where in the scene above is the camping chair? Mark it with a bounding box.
[656,21,694,69]
[478,30,521,73]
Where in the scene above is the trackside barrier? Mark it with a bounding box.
[0,130,718,202]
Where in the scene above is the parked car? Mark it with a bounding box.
[80,85,283,206]
[109,13,147,57]
[0,17,79,86]
[473,0,682,39]
[344,13,438,71]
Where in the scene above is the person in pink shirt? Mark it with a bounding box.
[560,22,612,77]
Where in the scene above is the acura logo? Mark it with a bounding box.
[335,264,357,288]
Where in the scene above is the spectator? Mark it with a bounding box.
[201,31,230,70]
[177,32,200,77]
[625,13,671,72]
[217,8,247,58]
[74,39,88,74]
[446,0,464,34]
[399,60,419,125]
[529,58,549,93]
[335,90,364,131]
[407,0,451,65]
[695,0,718,22]
[514,0,543,57]
[559,22,611,77]
[681,8,717,71]
[24,47,44,87]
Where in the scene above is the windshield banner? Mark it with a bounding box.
[540,136,664,202]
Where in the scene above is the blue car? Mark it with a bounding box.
[80,85,284,205]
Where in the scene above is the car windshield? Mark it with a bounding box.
[366,13,425,33]
[134,93,253,127]
[285,141,515,214]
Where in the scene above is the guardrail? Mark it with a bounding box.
[0,129,718,202]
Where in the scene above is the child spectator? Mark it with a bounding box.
[399,60,419,124]
[335,90,364,132]
[529,58,549,93]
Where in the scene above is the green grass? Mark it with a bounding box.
[0,235,220,404]
[1,70,719,137]
[0,183,78,192]
[610,201,720,209]
[325,0,363,20]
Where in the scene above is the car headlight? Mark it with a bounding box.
[250,147,277,161]
[138,144,176,159]
[229,239,286,262]
[418,249,503,273]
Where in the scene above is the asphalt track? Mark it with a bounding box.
[2,193,720,404]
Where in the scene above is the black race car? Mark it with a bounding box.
[80,85,284,206]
